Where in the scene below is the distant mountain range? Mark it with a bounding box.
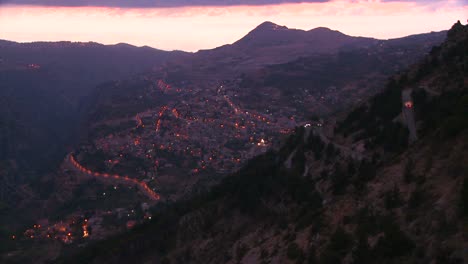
[233,21,375,51]
[193,21,446,71]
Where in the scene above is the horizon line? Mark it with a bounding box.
[0,22,450,53]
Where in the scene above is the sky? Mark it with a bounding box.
[0,0,467,51]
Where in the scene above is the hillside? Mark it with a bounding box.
[232,21,373,51]
[0,40,185,99]
[67,23,446,206]
[191,21,445,74]
[53,21,468,264]
[0,41,185,181]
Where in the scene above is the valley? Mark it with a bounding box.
[1,20,463,264]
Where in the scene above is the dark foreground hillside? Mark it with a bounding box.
[52,21,468,264]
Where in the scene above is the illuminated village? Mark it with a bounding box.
[8,71,334,247]
[77,77,307,192]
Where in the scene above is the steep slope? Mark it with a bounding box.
[0,40,186,100]
[52,21,468,264]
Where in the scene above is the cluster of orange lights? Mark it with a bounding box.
[136,114,143,128]
[223,94,270,125]
[223,95,240,114]
[155,106,168,132]
[82,219,89,238]
[157,79,171,92]
[172,108,180,119]
[134,138,141,146]
[69,154,160,200]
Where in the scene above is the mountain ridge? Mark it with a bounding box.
[0,21,447,55]
[0,39,176,52]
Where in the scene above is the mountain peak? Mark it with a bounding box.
[232,21,298,48]
[232,21,370,52]
[253,21,289,32]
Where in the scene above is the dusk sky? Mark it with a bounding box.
[1,0,467,51]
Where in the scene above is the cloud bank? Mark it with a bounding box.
[1,0,455,8]
[1,0,332,8]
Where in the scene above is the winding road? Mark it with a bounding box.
[67,154,160,201]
